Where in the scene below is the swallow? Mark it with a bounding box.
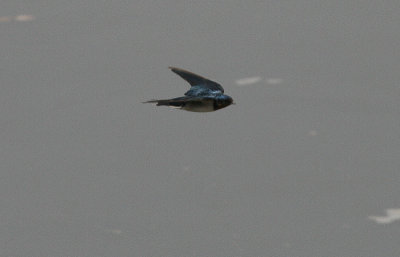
[143,67,234,112]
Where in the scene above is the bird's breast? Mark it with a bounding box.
[181,99,215,112]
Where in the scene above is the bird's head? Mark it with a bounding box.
[214,95,234,110]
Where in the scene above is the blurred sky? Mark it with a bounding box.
[1,1,400,256]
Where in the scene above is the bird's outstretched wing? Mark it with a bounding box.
[169,67,224,96]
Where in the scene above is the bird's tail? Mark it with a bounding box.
[143,99,186,107]
[142,99,159,104]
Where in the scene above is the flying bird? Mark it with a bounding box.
[143,67,233,112]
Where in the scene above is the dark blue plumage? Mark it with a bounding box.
[144,67,233,112]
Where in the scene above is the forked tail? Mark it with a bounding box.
[143,99,186,107]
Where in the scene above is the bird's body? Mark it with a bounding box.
[144,67,233,112]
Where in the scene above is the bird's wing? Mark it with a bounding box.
[169,67,224,95]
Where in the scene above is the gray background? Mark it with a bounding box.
[1,1,400,256]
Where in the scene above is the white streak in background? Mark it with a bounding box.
[266,78,283,85]
[235,76,262,86]
[0,15,35,23]
[107,229,122,235]
[0,16,12,23]
[308,130,318,136]
[14,15,35,22]
[368,209,400,224]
